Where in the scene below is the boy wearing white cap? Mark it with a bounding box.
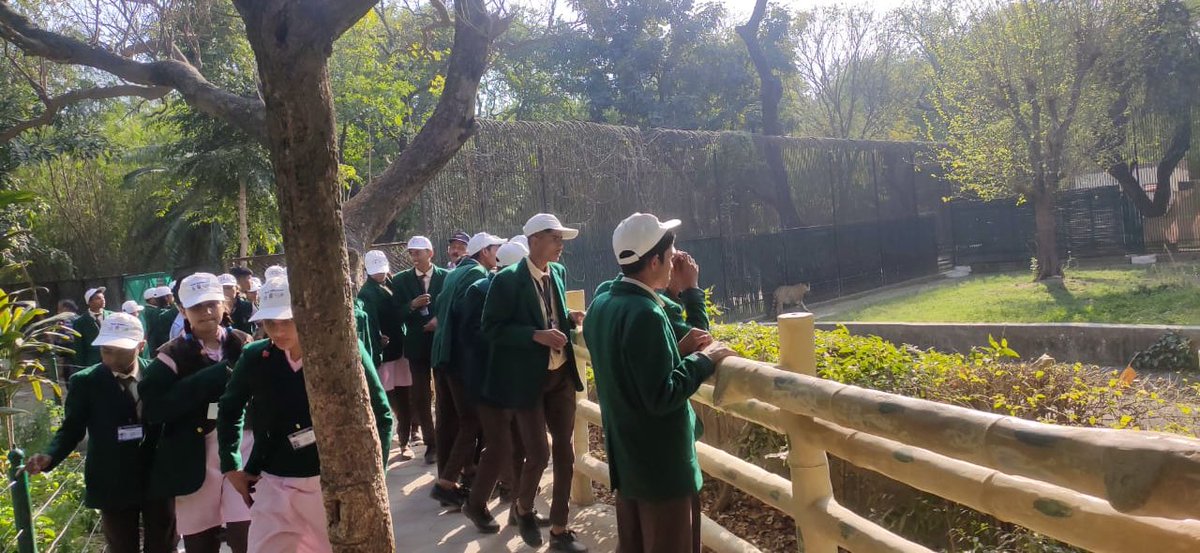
[25,313,179,553]
[221,272,255,335]
[138,273,254,553]
[392,235,448,466]
[594,249,711,352]
[476,214,587,551]
[358,250,413,457]
[71,286,114,373]
[428,231,505,506]
[217,277,394,553]
[585,214,736,553]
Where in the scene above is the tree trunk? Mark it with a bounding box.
[1106,116,1191,218]
[1032,189,1062,280]
[235,3,393,551]
[736,0,803,229]
[237,176,249,258]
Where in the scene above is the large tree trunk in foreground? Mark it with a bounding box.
[1032,188,1062,280]
[233,1,393,551]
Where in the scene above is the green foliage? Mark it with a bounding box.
[708,322,1200,550]
[1133,332,1199,373]
[0,287,74,446]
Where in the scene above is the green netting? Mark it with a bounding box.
[123,272,173,305]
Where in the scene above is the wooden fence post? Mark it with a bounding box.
[778,312,836,552]
[566,290,595,506]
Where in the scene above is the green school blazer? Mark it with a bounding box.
[43,362,159,510]
[357,278,391,365]
[583,279,715,501]
[392,266,448,362]
[216,339,394,477]
[594,275,710,340]
[480,259,583,409]
[144,306,178,355]
[70,310,113,369]
[431,258,489,371]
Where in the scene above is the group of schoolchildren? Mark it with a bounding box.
[26,211,736,553]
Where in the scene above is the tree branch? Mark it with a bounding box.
[0,83,169,143]
[0,1,267,141]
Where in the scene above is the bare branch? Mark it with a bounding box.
[0,83,169,143]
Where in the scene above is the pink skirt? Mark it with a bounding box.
[378,358,412,390]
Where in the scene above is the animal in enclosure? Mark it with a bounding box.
[774,283,811,314]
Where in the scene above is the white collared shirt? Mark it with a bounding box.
[526,258,567,371]
[624,276,666,307]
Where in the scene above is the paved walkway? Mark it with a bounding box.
[386,444,618,552]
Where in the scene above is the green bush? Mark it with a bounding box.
[709,323,1200,551]
[1132,332,1199,374]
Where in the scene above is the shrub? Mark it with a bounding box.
[1132,332,1199,374]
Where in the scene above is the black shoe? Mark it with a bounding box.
[549,529,587,552]
[513,509,543,547]
[462,504,500,534]
[494,484,512,503]
[508,507,551,528]
[430,484,464,508]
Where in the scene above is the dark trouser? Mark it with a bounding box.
[181,521,249,553]
[468,403,514,509]
[100,499,178,553]
[438,373,479,483]
[387,386,412,448]
[433,369,460,475]
[615,493,701,553]
[513,368,576,527]
[408,357,436,454]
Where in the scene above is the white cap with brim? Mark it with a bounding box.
[523,213,579,240]
[364,250,390,275]
[179,273,226,309]
[250,277,293,322]
[217,273,238,287]
[510,235,529,249]
[407,235,434,251]
[92,312,144,349]
[497,241,529,267]
[158,286,174,298]
[467,232,506,256]
[248,277,262,292]
[143,288,158,301]
[84,287,106,303]
[264,265,287,281]
[613,213,681,266]
[121,300,144,314]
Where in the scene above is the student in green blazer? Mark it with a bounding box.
[139,273,253,553]
[71,287,114,373]
[358,251,413,458]
[357,250,394,368]
[121,300,154,363]
[428,232,505,506]
[144,287,178,355]
[474,214,586,552]
[594,250,710,354]
[217,276,393,552]
[26,312,179,553]
[392,235,448,465]
[584,213,736,553]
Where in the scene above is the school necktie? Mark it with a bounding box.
[117,373,141,418]
[539,275,554,329]
[420,272,430,293]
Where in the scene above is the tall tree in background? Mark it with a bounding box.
[922,0,1104,280]
[738,0,803,228]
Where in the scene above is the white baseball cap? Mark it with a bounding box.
[264,265,287,280]
[511,235,529,249]
[217,273,238,287]
[249,277,292,322]
[158,286,174,298]
[523,213,578,240]
[466,232,506,256]
[364,250,390,275]
[613,213,681,266]
[407,235,434,251]
[497,241,529,267]
[92,312,144,349]
[121,300,144,315]
[84,287,106,303]
[178,273,226,308]
[143,287,158,300]
[248,277,262,292]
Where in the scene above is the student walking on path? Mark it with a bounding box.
[393,236,448,466]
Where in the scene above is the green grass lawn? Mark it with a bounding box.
[836,263,1200,324]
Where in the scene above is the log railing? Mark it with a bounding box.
[564,294,1200,553]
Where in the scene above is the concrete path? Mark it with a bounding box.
[386,444,618,553]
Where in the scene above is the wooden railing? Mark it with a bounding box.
[565,292,1200,553]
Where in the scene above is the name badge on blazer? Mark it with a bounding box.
[207,403,219,420]
[288,427,317,450]
[117,425,144,442]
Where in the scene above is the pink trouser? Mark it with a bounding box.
[175,430,253,535]
[248,473,331,553]
[378,357,412,390]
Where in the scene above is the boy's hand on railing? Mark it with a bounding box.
[699,342,736,366]
[24,454,51,475]
[678,328,713,356]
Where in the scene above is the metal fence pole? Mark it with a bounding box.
[8,449,38,553]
